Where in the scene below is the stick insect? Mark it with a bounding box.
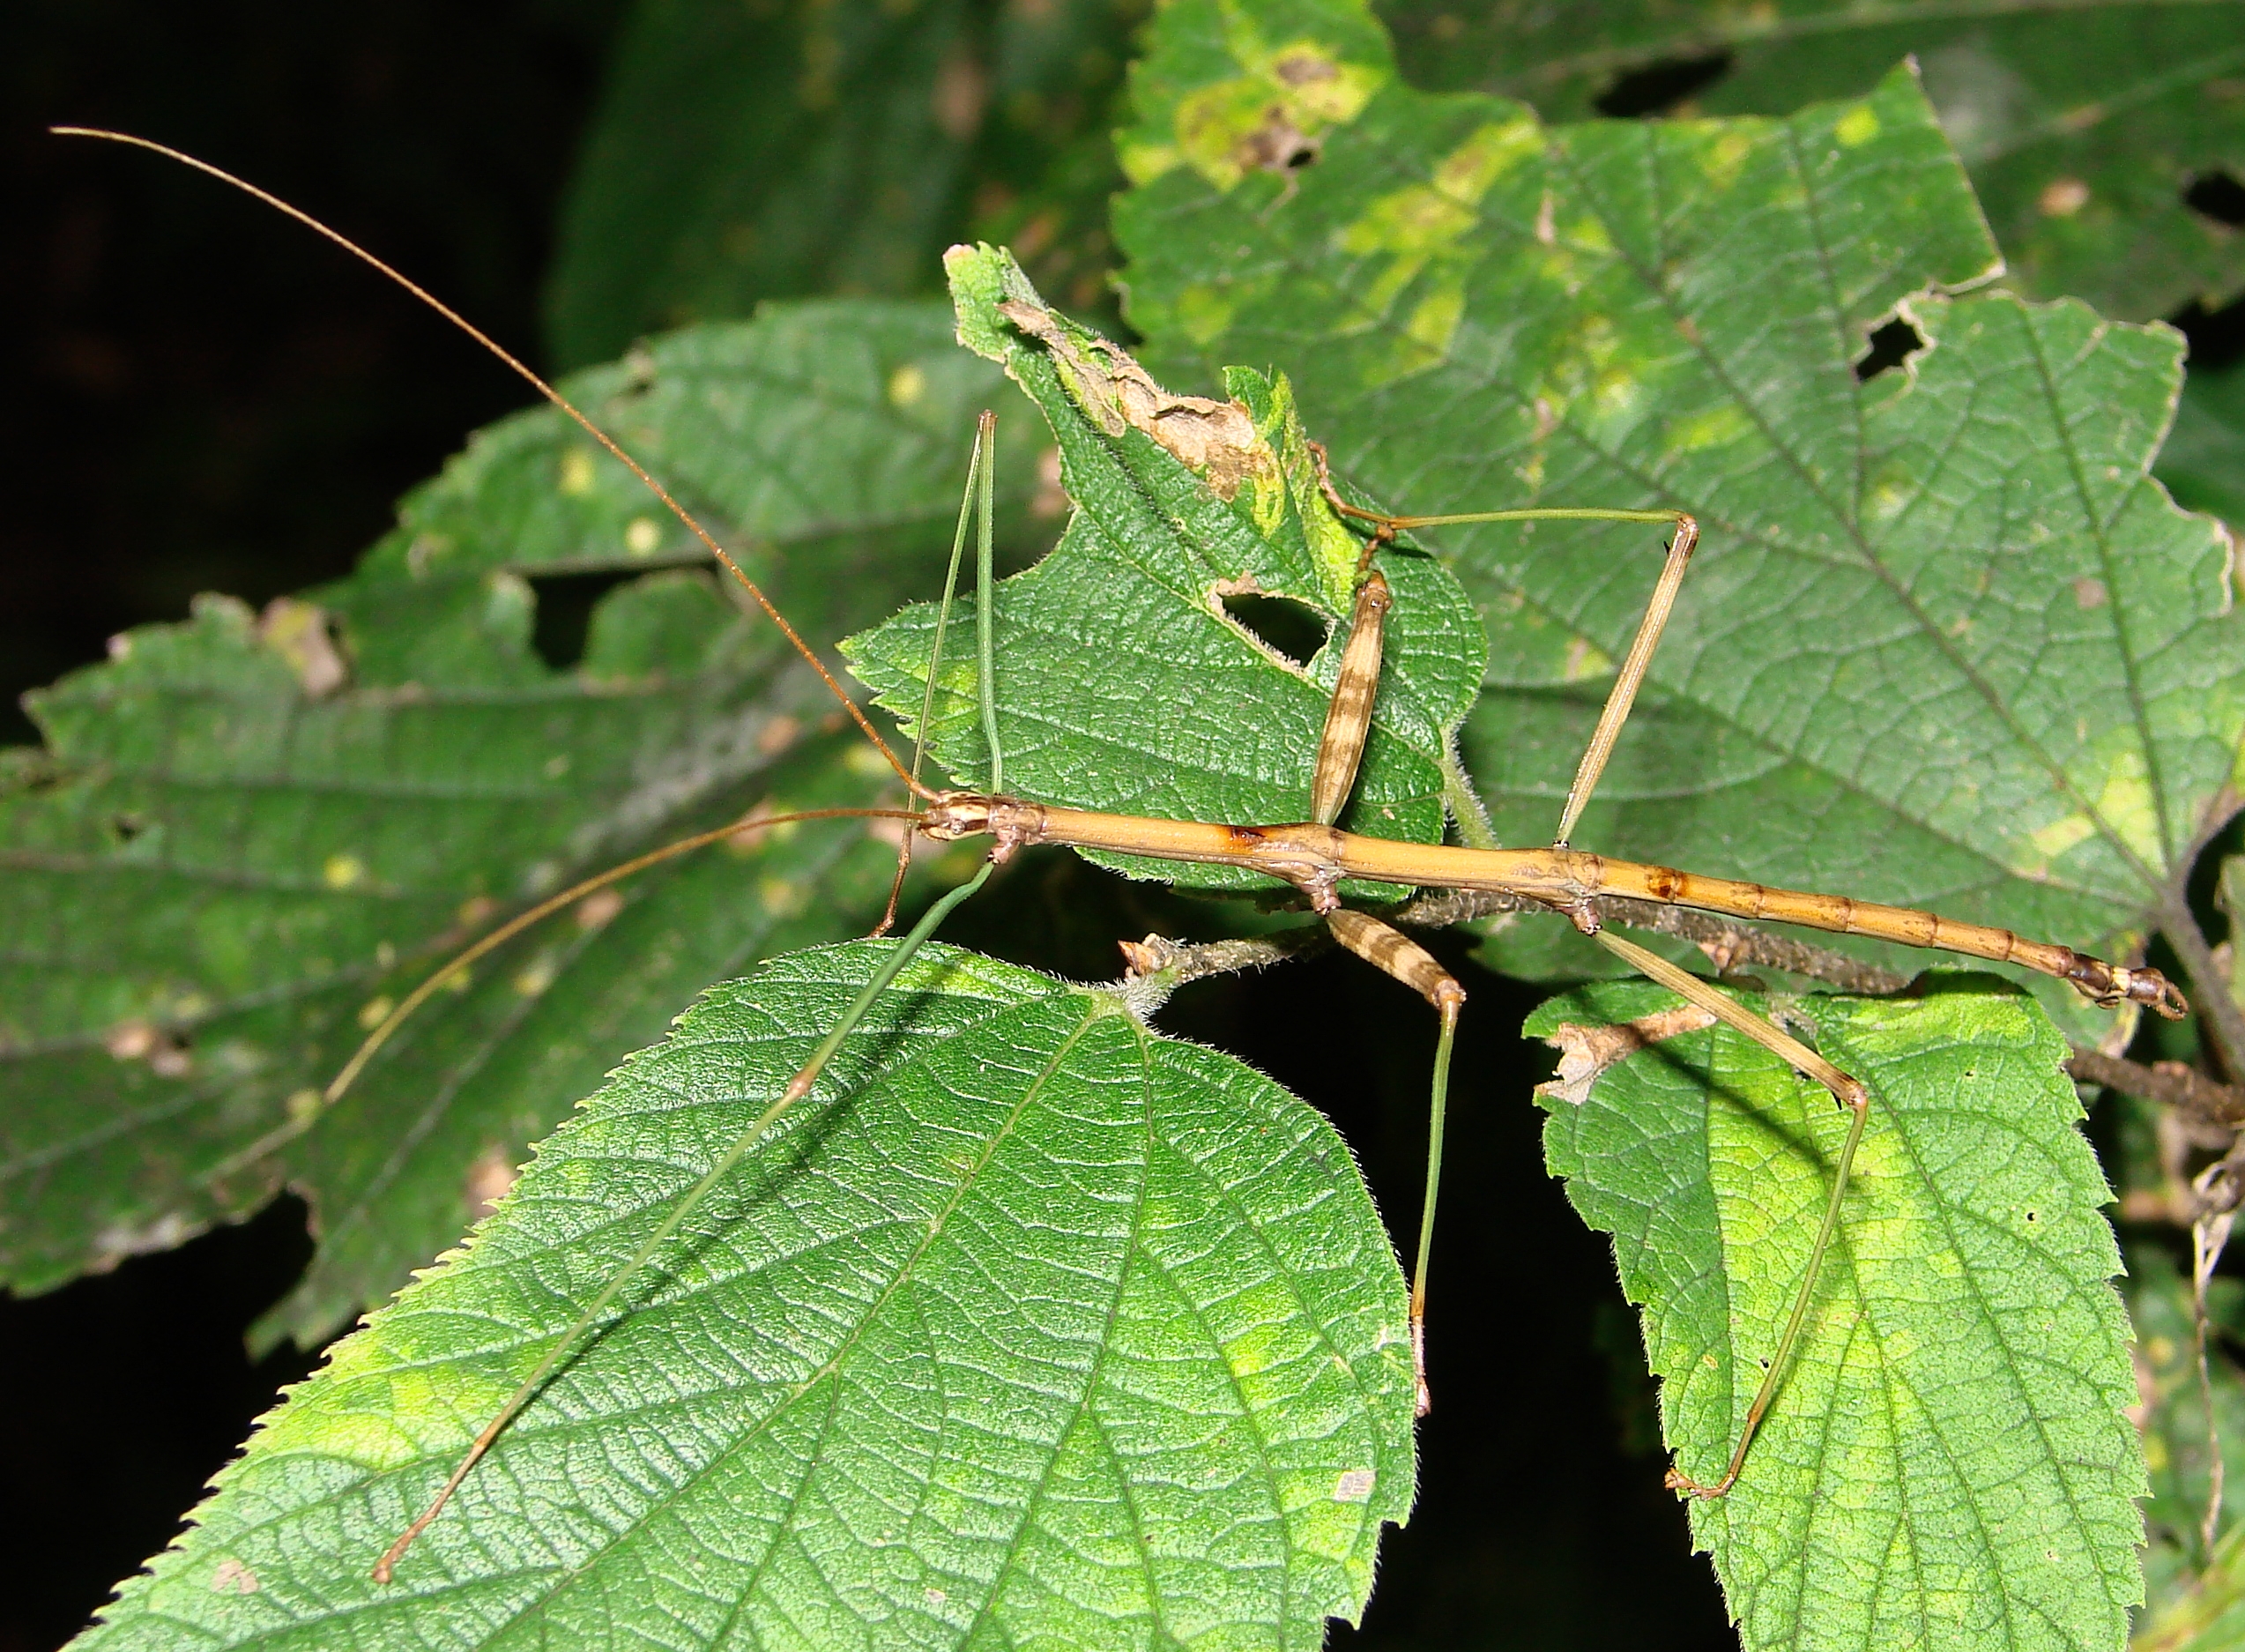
[56,130,2186,1606]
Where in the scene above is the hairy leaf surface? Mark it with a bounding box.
[77,943,1415,1652]
[1377,0,2245,322]
[1533,976,2143,1649]
[1117,11,2245,1032]
[1,301,1038,1340]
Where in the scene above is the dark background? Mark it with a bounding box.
[8,6,2242,1650]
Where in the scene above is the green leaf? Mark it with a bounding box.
[0,300,1040,1343]
[74,942,1416,1651]
[1532,975,2144,1648]
[1376,0,2245,323]
[846,245,1488,895]
[543,0,1145,368]
[2159,361,2245,530]
[1117,20,2245,1036]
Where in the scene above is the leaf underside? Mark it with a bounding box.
[77,943,1416,1652]
[0,300,1041,1343]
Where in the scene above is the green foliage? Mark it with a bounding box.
[0,301,1039,1348]
[1535,976,2143,1648]
[74,943,1416,1650]
[31,0,2245,1645]
[544,0,1146,368]
[1116,15,2245,1040]
[1371,0,2245,324]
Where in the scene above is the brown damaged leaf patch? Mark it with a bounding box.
[1537,1004,1718,1106]
[996,298,1269,499]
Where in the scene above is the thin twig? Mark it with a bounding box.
[1393,887,1913,995]
[2064,1050,2245,1132]
[2161,894,2245,1086]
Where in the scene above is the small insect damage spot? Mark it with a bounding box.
[996,298,1271,499]
[529,569,635,670]
[105,1017,195,1078]
[1855,316,1927,382]
[466,1143,520,1221]
[1537,1004,1719,1105]
[1216,584,1327,667]
[1594,51,1732,119]
[1238,104,1320,176]
[210,1558,260,1595]
[1032,445,1069,519]
[1333,1467,1377,1502]
[257,597,349,698]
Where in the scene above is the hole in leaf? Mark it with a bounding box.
[1855,316,1926,381]
[2173,288,2245,374]
[1239,104,1320,175]
[1594,52,1731,119]
[529,569,635,670]
[1222,592,1327,666]
[2185,168,2245,229]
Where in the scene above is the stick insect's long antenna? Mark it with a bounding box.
[51,126,926,798]
[374,408,1014,1586]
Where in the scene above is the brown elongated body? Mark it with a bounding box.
[923,793,2184,1018]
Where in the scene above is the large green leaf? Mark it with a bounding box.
[73,942,1416,1651]
[1116,19,2245,1036]
[1375,0,2245,323]
[544,0,1146,368]
[1532,975,2143,1648]
[1,299,1042,1344]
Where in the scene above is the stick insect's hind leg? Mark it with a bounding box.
[1592,929,1871,1499]
[1327,911,1463,1418]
